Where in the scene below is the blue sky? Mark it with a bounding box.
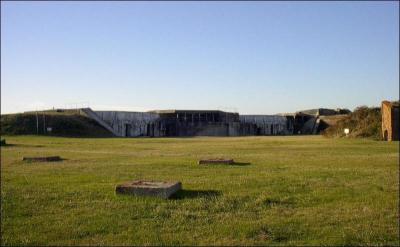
[1,1,399,114]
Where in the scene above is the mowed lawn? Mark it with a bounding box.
[1,135,398,246]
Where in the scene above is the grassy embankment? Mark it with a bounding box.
[0,110,112,137]
[1,135,398,245]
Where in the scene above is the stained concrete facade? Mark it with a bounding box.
[239,115,291,135]
[92,109,243,137]
[83,107,349,137]
[94,111,160,137]
[381,101,399,141]
[92,109,251,137]
[149,110,241,136]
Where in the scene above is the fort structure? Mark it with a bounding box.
[381,101,399,141]
[76,107,349,137]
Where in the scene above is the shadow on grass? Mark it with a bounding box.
[263,198,295,208]
[231,162,251,166]
[22,157,68,163]
[2,143,44,148]
[199,162,251,166]
[171,189,221,200]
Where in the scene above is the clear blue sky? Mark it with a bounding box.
[1,1,399,114]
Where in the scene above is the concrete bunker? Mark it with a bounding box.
[78,107,350,137]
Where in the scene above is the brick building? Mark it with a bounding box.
[381,101,399,141]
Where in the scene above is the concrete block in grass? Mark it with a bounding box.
[116,180,182,199]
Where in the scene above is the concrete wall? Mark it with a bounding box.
[93,110,242,137]
[239,115,290,135]
[158,122,241,137]
[300,117,318,134]
[92,110,294,137]
[94,111,160,137]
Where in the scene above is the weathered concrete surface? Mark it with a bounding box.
[239,115,290,135]
[115,180,182,199]
[84,108,296,137]
[198,158,235,165]
[80,108,119,136]
[94,111,160,137]
[22,156,62,162]
[154,110,241,136]
[82,107,348,137]
[92,109,243,137]
[168,122,240,137]
[382,101,399,141]
[300,117,318,134]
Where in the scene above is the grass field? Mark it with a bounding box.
[1,135,399,246]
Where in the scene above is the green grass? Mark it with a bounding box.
[1,111,112,137]
[1,135,398,246]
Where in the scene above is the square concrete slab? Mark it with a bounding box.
[22,156,62,162]
[115,180,182,199]
[198,158,234,165]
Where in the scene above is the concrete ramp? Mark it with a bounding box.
[80,108,119,136]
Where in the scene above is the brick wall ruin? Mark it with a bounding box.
[381,101,399,141]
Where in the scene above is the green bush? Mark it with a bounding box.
[322,106,382,140]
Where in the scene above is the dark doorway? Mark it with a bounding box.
[165,123,177,136]
[147,123,154,137]
[384,130,388,141]
[125,124,131,137]
[270,124,274,135]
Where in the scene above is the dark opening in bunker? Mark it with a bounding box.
[125,124,131,137]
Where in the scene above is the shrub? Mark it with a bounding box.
[322,106,382,140]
